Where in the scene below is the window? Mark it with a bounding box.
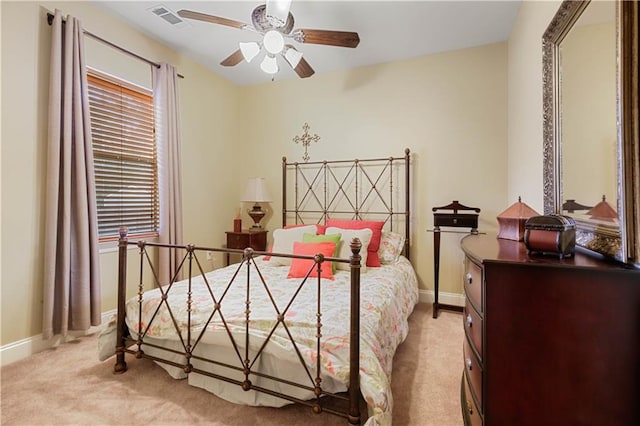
[87,70,159,241]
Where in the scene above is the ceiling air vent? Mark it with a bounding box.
[148,5,189,28]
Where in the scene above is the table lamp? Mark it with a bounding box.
[241,177,272,229]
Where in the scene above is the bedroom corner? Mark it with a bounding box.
[1,0,556,377]
[0,0,241,361]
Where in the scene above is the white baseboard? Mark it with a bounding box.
[0,309,116,367]
[418,289,465,307]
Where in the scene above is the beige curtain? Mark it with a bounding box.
[43,10,101,339]
[153,63,183,285]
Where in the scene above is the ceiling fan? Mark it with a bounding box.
[177,0,360,79]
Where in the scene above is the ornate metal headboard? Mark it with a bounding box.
[282,148,411,259]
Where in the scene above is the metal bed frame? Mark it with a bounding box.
[282,148,411,259]
[113,150,411,425]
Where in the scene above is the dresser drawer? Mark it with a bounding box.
[463,337,483,409]
[434,213,479,229]
[227,233,250,249]
[464,257,483,312]
[462,371,483,426]
[247,231,267,251]
[464,300,483,360]
[226,231,267,251]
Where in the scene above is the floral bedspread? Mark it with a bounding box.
[125,256,418,425]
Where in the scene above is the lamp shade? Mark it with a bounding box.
[263,30,284,55]
[260,55,279,74]
[284,45,303,68]
[239,41,260,63]
[241,177,272,203]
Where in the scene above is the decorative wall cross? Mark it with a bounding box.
[293,122,320,162]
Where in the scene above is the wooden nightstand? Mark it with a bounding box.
[225,229,268,265]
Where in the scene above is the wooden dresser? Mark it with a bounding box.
[460,234,640,426]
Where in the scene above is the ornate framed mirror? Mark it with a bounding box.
[543,0,639,266]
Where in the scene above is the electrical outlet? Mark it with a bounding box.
[206,251,213,261]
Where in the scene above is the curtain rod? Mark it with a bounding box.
[46,12,184,79]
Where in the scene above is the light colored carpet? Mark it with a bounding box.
[0,303,463,425]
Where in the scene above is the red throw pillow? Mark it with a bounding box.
[287,241,336,280]
[325,219,384,267]
[263,244,274,261]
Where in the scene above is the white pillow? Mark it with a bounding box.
[268,225,318,266]
[325,227,373,272]
[378,230,406,264]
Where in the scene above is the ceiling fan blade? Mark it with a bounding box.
[177,10,248,29]
[220,49,245,67]
[294,29,360,48]
[293,57,315,78]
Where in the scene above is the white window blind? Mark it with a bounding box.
[87,71,159,240]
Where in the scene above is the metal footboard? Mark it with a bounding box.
[113,228,364,424]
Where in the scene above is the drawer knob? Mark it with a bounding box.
[465,273,473,284]
[466,358,473,371]
[466,314,473,328]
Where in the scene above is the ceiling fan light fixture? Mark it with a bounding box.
[239,41,261,63]
[284,46,303,68]
[265,0,291,28]
[260,54,279,74]
[263,30,285,55]
[177,5,358,80]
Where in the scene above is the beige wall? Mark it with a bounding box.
[507,0,561,212]
[236,43,509,297]
[1,0,565,349]
[562,21,617,207]
[1,1,240,346]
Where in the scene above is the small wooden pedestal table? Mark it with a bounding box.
[431,201,480,319]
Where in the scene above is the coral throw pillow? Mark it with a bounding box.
[287,241,337,280]
[302,233,342,273]
[325,219,384,267]
[267,225,318,266]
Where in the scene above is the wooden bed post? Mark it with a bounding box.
[114,226,128,374]
[348,238,362,425]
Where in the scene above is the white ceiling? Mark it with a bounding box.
[92,1,522,86]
